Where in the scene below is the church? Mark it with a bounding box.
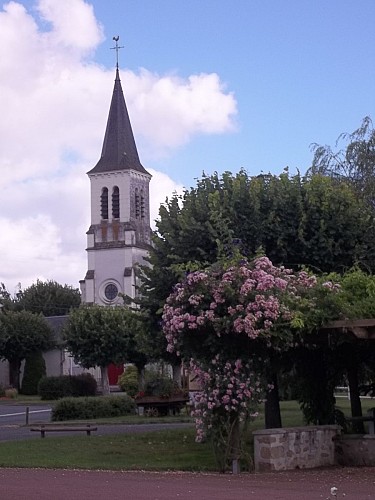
[0,47,153,388]
[80,53,152,306]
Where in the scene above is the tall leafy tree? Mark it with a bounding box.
[0,280,81,315]
[0,311,52,389]
[64,305,145,395]
[17,280,81,316]
[310,116,375,205]
[139,170,375,362]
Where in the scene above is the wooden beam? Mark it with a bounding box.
[321,318,375,339]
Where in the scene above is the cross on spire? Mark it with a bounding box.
[111,36,124,69]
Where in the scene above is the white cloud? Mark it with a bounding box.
[37,0,104,52]
[124,69,237,157]
[0,0,237,290]
[148,168,184,227]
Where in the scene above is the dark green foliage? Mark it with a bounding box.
[16,280,81,316]
[38,376,69,400]
[64,305,143,369]
[0,283,16,311]
[139,170,375,363]
[294,346,341,425]
[71,373,98,397]
[118,365,139,397]
[143,372,178,398]
[0,384,5,397]
[51,395,136,421]
[20,352,46,395]
[0,310,52,389]
[328,268,375,319]
[38,374,97,400]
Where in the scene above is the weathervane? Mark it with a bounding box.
[111,36,124,69]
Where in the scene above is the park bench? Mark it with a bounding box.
[346,408,375,434]
[30,424,97,438]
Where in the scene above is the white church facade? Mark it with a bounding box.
[80,65,152,306]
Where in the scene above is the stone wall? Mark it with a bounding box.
[335,435,375,466]
[253,426,340,471]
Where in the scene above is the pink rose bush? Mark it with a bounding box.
[162,256,338,468]
[163,256,320,356]
[191,356,263,443]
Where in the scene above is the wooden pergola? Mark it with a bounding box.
[321,319,375,340]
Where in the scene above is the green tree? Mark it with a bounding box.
[0,311,52,389]
[310,116,375,205]
[21,351,46,395]
[139,170,375,362]
[16,280,81,316]
[64,305,145,395]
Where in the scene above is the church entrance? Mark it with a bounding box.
[108,363,124,386]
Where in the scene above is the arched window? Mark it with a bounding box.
[101,187,108,219]
[135,188,140,218]
[112,186,120,219]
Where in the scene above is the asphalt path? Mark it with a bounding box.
[0,403,193,441]
[0,404,51,425]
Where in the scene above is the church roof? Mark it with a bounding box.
[88,68,150,176]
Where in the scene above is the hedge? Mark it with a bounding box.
[51,395,136,421]
[38,374,97,400]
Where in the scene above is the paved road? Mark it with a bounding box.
[0,404,51,425]
[0,467,374,500]
[0,403,192,441]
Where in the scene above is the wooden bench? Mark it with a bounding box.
[30,424,98,438]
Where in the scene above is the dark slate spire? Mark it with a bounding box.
[88,68,149,175]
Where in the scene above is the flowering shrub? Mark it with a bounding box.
[162,256,339,470]
[191,356,263,442]
[163,256,324,359]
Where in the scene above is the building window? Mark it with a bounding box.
[104,283,118,301]
[135,188,140,218]
[101,187,108,219]
[140,189,145,219]
[112,186,120,219]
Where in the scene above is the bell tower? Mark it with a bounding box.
[80,39,151,305]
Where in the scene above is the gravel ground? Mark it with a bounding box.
[0,466,374,500]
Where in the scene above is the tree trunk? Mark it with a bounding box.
[230,416,241,474]
[347,364,364,434]
[9,359,21,390]
[265,373,282,429]
[172,364,182,387]
[134,362,146,387]
[138,366,145,388]
[101,365,110,396]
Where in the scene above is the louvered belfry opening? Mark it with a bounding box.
[112,186,120,218]
[101,187,109,219]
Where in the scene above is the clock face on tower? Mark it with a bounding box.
[104,283,118,301]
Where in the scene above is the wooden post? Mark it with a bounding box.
[368,408,375,435]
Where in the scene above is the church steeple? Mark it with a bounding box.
[80,38,151,307]
[88,68,149,175]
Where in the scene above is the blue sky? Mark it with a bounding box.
[90,0,375,184]
[20,0,375,183]
[1,0,374,289]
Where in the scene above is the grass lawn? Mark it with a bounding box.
[0,428,216,471]
[0,399,373,471]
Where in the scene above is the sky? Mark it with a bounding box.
[1,0,375,293]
